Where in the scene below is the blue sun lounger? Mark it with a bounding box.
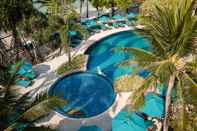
[10,62,37,87]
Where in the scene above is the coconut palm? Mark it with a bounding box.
[35,0,88,64]
[116,0,197,130]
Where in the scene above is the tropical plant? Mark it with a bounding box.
[103,0,116,16]
[100,0,134,16]
[139,0,178,16]
[57,54,86,75]
[116,0,133,13]
[0,0,36,61]
[35,0,87,64]
[0,61,66,130]
[116,0,197,131]
[90,0,103,16]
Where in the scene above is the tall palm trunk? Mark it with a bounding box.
[126,8,129,13]
[80,0,83,19]
[86,0,89,18]
[96,7,99,17]
[163,74,176,131]
[111,0,115,16]
[0,39,8,66]
[67,38,71,65]
[12,24,22,62]
[66,20,72,65]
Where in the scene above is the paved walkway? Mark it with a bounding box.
[26,27,134,131]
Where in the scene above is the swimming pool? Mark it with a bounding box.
[49,71,116,118]
[49,30,150,119]
[86,31,150,81]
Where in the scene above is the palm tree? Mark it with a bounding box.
[35,0,87,64]
[116,0,197,130]
[0,0,35,61]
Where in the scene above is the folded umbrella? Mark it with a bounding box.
[140,92,165,118]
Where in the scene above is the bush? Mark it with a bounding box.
[57,54,86,75]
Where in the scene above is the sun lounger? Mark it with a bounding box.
[10,62,37,87]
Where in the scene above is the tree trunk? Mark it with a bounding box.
[163,74,176,131]
[68,47,71,65]
[96,7,99,17]
[67,37,71,65]
[0,39,8,66]
[67,20,72,65]
[80,0,83,19]
[12,24,22,62]
[86,0,89,18]
[126,8,129,13]
[111,0,115,16]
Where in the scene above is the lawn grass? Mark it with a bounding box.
[57,54,86,75]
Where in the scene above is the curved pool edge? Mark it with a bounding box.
[53,92,117,121]
[51,91,132,131]
[73,27,134,56]
[49,71,117,119]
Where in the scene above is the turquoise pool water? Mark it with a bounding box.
[86,31,150,81]
[49,71,116,118]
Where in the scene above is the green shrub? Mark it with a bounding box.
[57,54,86,75]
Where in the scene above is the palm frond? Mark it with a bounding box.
[183,72,197,88]
[0,86,21,121]
[127,75,156,110]
[139,0,197,58]
[117,58,140,68]
[185,59,197,72]
[20,97,66,122]
[154,61,176,83]
[70,23,89,38]
[5,97,67,131]
[114,75,145,92]
[114,47,159,62]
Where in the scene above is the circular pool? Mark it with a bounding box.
[49,71,116,119]
[85,31,150,81]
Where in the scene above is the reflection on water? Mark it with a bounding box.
[66,108,87,118]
